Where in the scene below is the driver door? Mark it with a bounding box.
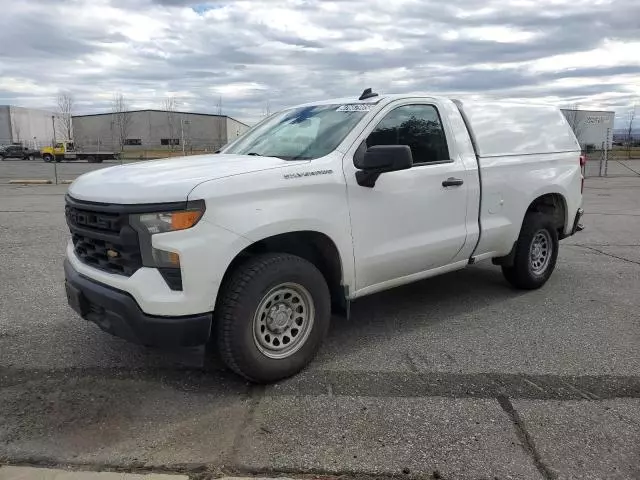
[344,101,470,292]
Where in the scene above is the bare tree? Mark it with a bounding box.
[57,92,74,141]
[111,93,132,152]
[626,104,637,159]
[163,96,178,151]
[564,104,585,148]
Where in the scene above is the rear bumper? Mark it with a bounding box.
[569,208,585,236]
[64,259,212,347]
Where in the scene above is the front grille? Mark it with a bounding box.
[65,197,142,276]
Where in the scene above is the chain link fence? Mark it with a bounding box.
[583,144,640,178]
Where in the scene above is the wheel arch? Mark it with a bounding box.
[494,192,568,267]
[525,192,568,236]
[219,230,347,313]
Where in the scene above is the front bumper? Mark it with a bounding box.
[64,259,212,347]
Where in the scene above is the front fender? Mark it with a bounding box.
[188,163,355,292]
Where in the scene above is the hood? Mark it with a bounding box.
[67,154,293,203]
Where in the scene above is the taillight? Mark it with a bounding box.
[579,155,585,193]
[579,155,586,167]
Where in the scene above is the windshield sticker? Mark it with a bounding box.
[336,104,374,112]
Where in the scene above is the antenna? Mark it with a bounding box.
[359,88,378,101]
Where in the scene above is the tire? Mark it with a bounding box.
[215,253,331,383]
[501,212,559,290]
[86,156,96,163]
[43,154,53,163]
[54,156,62,163]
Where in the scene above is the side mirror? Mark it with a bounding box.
[355,145,413,188]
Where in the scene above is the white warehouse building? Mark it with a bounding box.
[72,110,250,152]
[0,106,61,148]
[561,108,615,150]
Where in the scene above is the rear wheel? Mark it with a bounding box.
[502,212,559,289]
[215,253,331,383]
[86,156,97,163]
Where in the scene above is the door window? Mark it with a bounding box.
[365,104,450,164]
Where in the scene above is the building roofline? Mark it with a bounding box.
[73,109,249,127]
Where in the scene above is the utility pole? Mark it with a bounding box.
[181,119,185,155]
[181,119,190,155]
[51,115,58,185]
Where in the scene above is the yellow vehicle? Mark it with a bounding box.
[41,142,117,163]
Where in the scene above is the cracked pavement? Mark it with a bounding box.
[1,161,639,479]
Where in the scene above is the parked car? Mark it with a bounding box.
[0,144,40,160]
[63,89,584,383]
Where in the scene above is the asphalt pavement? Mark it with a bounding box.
[1,160,639,479]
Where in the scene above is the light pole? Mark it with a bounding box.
[50,116,58,185]
[181,119,190,155]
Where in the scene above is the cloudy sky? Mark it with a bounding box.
[1,0,638,126]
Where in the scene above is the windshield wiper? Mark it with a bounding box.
[246,152,262,156]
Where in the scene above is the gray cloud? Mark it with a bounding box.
[0,0,638,126]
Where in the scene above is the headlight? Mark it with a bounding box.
[130,200,205,275]
[131,208,204,235]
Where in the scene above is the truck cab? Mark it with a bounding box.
[41,142,74,162]
[63,90,584,383]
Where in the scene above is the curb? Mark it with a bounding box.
[8,179,52,185]
[0,467,187,479]
[6,179,74,185]
[0,467,300,479]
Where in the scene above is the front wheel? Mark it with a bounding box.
[215,253,331,383]
[42,154,53,163]
[502,212,559,289]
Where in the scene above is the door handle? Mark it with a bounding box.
[442,177,464,187]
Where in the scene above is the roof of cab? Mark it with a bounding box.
[293,92,450,108]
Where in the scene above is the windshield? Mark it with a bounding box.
[222,104,370,160]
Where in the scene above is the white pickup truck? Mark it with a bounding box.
[64,90,584,382]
